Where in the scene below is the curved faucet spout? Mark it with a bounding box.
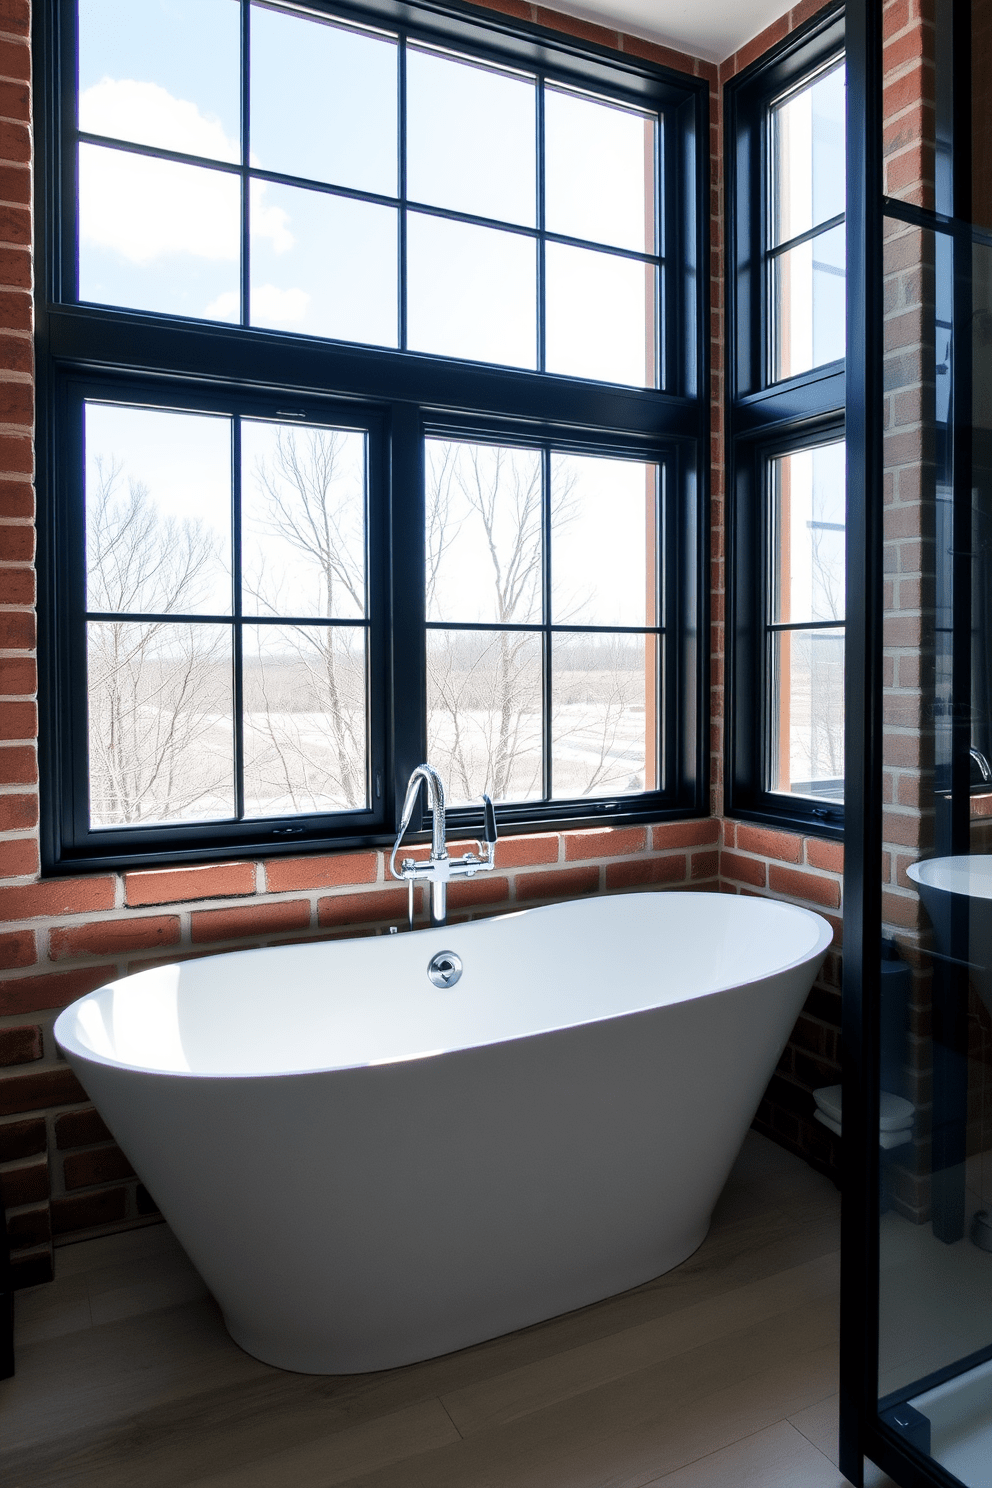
[389,767,498,932]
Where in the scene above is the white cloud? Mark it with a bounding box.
[80,78,239,163]
[249,284,312,325]
[202,290,239,322]
[78,82,294,264]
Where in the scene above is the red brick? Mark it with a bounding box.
[0,964,114,1015]
[50,915,181,960]
[125,861,256,907]
[564,826,647,861]
[732,14,790,76]
[317,886,411,928]
[0,516,32,553]
[651,819,719,850]
[617,33,696,74]
[0,744,35,783]
[533,7,618,49]
[806,838,844,873]
[191,899,310,943]
[0,2,29,40]
[0,286,30,328]
[7,1205,51,1250]
[0,1154,48,1205]
[0,564,32,603]
[0,246,30,289]
[265,851,378,894]
[720,850,767,887]
[0,470,31,509]
[0,607,32,653]
[54,1106,112,1150]
[605,855,687,890]
[0,1022,39,1064]
[492,833,559,867]
[0,875,115,919]
[446,875,510,909]
[51,1187,129,1236]
[0,79,28,122]
[0,118,27,165]
[0,836,37,876]
[0,1065,87,1116]
[0,1114,45,1161]
[0,654,34,693]
[691,849,720,880]
[0,700,36,738]
[63,1145,135,1191]
[0,165,29,207]
[0,927,33,968]
[791,0,834,26]
[0,201,28,250]
[734,824,802,863]
[0,791,36,839]
[473,0,533,18]
[768,865,842,909]
[515,865,599,902]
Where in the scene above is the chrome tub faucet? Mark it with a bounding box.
[389,765,498,928]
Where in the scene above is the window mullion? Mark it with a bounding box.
[232,417,246,822]
[542,444,552,802]
[240,0,250,329]
[399,34,408,352]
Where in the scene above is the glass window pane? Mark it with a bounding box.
[87,621,235,826]
[249,181,397,347]
[79,144,240,321]
[768,628,845,800]
[770,60,845,246]
[407,48,535,226]
[545,87,656,253]
[407,214,536,369]
[249,6,397,196]
[241,421,367,621]
[771,222,845,381]
[78,0,240,163]
[545,242,656,387]
[552,632,651,798]
[249,181,398,346]
[85,403,232,616]
[770,442,845,627]
[551,453,657,627]
[243,625,368,816]
[426,629,542,805]
[425,440,542,625]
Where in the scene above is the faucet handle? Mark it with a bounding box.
[481,793,497,848]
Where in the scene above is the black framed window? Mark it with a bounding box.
[726,4,846,838]
[37,0,708,871]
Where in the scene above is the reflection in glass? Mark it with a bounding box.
[768,627,844,798]
[552,632,649,798]
[250,6,397,196]
[241,421,367,621]
[242,625,368,816]
[551,453,657,626]
[770,441,845,626]
[78,0,240,162]
[79,144,241,321]
[770,60,845,246]
[772,222,846,381]
[427,629,542,804]
[249,181,397,347]
[545,87,656,253]
[407,214,536,368]
[546,242,656,387]
[85,402,232,616]
[87,621,234,826]
[425,440,542,625]
[407,48,535,226]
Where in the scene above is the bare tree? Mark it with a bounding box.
[243,430,366,812]
[87,458,229,825]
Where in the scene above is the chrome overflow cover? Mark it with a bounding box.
[428,950,462,988]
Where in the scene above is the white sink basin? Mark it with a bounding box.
[907,856,992,1019]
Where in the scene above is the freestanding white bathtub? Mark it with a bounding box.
[54,890,831,1374]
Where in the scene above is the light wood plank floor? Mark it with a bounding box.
[0,1134,897,1488]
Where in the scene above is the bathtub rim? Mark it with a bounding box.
[54,890,833,1082]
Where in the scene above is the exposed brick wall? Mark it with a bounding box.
[0,0,856,1282]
